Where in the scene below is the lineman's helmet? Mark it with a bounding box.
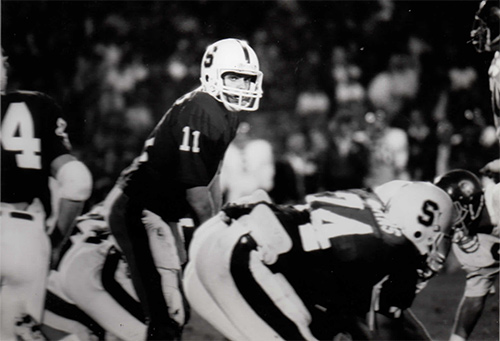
[434,169,485,233]
[382,182,456,273]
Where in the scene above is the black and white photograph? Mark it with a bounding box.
[1,1,499,340]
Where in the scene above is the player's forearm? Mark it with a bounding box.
[50,157,92,264]
[186,186,216,224]
[55,198,86,237]
[50,198,86,268]
[451,295,487,340]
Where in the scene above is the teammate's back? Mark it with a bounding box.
[1,90,71,212]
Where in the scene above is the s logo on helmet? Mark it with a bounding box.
[204,53,213,68]
[418,200,439,229]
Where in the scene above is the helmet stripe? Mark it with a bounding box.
[237,40,250,63]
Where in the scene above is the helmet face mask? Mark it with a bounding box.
[434,169,485,234]
[452,194,485,230]
[219,70,262,111]
[425,231,450,273]
[200,39,263,112]
[471,0,500,52]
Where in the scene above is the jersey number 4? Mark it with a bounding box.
[1,102,41,169]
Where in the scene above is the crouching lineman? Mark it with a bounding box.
[432,169,499,341]
[183,182,456,340]
[1,48,92,340]
[41,203,188,341]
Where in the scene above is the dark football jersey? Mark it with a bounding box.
[117,90,240,221]
[1,91,72,214]
[304,192,421,308]
[224,190,424,339]
[278,191,421,312]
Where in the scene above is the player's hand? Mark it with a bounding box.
[426,250,446,273]
[165,284,185,326]
[159,269,186,326]
[147,318,182,341]
[452,228,480,253]
[417,268,435,281]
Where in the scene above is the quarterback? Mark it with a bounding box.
[104,38,263,339]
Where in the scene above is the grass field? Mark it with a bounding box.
[413,269,499,341]
[182,266,499,340]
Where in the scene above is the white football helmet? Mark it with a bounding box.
[200,38,263,112]
[380,181,456,273]
[373,180,412,206]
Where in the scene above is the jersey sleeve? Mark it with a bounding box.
[463,265,499,297]
[387,128,409,170]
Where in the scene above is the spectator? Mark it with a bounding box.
[367,53,419,121]
[407,108,437,181]
[363,110,410,188]
[220,122,275,203]
[282,131,320,198]
[331,45,366,109]
[319,110,369,190]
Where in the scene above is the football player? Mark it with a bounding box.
[41,202,188,341]
[362,110,410,188]
[473,0,500,177]
[434,170,499,341]
[471,0,500,135]
[0,48,93,340]
[103,38,263,340]
[184,182,455,340]
[449,2,500,339]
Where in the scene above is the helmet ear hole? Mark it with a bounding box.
[414,231,422,239]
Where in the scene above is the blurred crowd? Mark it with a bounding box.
[3,0,498,207]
